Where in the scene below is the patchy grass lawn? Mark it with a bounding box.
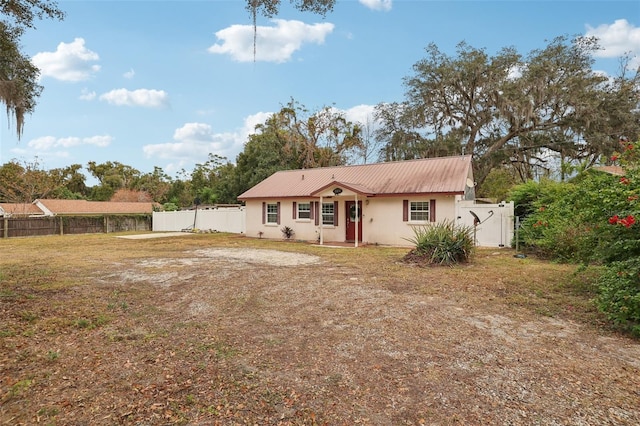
[1,232,638,425]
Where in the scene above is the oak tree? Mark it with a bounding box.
[86,161,142,201]
[377,36,640,186]
[0,158,64,202]
[1,0,64,138]
[274,98,362,168]
[134,166,172,204]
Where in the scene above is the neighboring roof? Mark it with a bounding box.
[0,203,43,216]
[238,155,473,200]
[35,199,156,215]
[592,165,625,176]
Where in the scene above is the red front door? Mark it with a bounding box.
[345,201,363,242]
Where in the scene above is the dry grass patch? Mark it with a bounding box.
[1,233,638,425]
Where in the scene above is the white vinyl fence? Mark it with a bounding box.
[153,203,513,247]
[456,201,515,248]
[153,206,246,234]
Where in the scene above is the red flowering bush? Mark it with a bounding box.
[511,137,640,335]
[609,214,636,227]
[597,138,640,335]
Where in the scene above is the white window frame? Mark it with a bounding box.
[266,203,278,224]
[322,202,335,226]
[297,202,311,220]
[410,201,430,222]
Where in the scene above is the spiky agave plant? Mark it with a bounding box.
[405,220,475,265]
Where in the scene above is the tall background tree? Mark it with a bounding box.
[190,154,236,205]
[1,0,64,139]
[86,161,142,201]
[235,115,300,194]
[234,99,362,196]
[48,164,88,199]
[274,99,362,168]
[0,158,64,203]
[352,113,383,164]
[376,36,640,190]
[134,166,172,203]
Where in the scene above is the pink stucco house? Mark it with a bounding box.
[238,155,476,247]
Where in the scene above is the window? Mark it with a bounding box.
[297,202,311,219]
[403,199,435,222]
[322,203,334,225]
[266,203,278,224]
[410,201,429,221]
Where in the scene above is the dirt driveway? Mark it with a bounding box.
[1,235,639,425]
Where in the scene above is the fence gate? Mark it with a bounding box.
[456,201,515,248]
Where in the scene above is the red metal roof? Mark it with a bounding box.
[593,165,625,176]
[238,155,473,200]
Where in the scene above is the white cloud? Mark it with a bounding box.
[172,123,218,143]
[9,146,70,160]
[79,88,96,101]
[359,0,392,12]
[32,38,100,82]
[99,88,169,108]
[344,104,377,126]
[143,112,273,169]
[586,19,640,58]
[53,137,84,148]
[123,69,135,79]
[82,135,113,147]
[27,135,113,150]
[208,19,334,63]
[243,111,273,135]
[26,136,57,151]
[144,122,234,162]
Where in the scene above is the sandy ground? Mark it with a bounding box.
[1,243,639,425]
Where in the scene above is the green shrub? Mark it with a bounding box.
[405,220,475,265]
[162,202,179,211]
[511,178,599,262]
[597,258,640,336]
[508,178,559,219]
[512,170,635,264]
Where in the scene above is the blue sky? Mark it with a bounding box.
[1,0,639,184]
